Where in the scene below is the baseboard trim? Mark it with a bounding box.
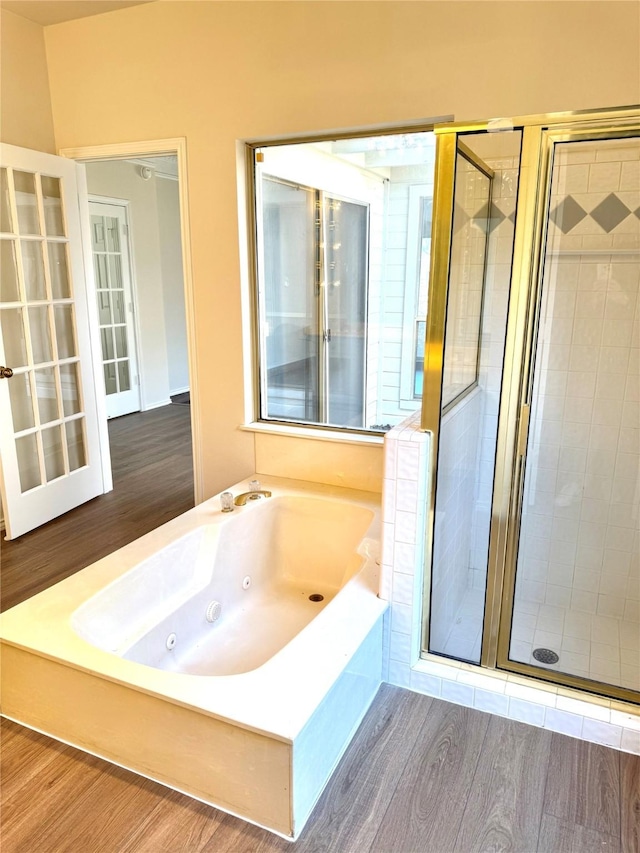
[141,399,172,412]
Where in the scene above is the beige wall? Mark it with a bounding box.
[0,9,55,152]
[41,1,640,499]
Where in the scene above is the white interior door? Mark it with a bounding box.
[89,201,140,419]
[0,144,108,540]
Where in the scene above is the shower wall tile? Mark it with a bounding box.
[380,409,640,755]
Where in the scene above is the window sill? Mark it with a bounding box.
[240,421,385,447]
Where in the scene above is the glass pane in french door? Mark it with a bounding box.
[509,134,640,694]
[91,213,132,399]
[324,196,368,429]
[260,177,319,422]
[0,165,87,494]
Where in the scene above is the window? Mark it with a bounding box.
[252,131,436,433]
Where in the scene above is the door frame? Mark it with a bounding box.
[88,197,142,419]
[60,138,202,504]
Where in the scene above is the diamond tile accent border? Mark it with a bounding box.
[590,193,633,233]
[550,196,588,233]
[550,191,636,235]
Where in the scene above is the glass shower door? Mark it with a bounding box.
[425,135,506,664]
[505,133,640,697]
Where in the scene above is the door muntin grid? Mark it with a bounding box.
[0,166,88,493]
[90,213,133,398]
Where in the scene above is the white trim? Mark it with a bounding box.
[76,166,113,493]
[88,193,130,208]
[170,385,190,396]
[240,421,384,447]
[60,138,202,504]
[141,398,172,412]
[88,199,142,419]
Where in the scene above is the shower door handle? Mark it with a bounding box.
[0,366,14,379]
[516,404,530,458]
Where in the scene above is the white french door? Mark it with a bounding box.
[0,144,108,540]
[89,201,140,419]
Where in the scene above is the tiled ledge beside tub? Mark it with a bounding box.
[380,412,640,755]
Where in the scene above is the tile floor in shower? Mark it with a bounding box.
[441,587,640,692]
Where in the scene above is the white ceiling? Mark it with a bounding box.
[1,1,155,26]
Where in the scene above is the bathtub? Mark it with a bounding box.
[0,477,387,840]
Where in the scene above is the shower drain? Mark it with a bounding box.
[532,647,559,665]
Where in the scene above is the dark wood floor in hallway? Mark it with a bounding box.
[1,404,194,611]
[1,405,639,852]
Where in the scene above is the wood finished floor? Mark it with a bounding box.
[1,405,639,852]
[1,404,194,612]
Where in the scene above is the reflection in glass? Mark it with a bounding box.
[1,169,12,233]
[118,360,130,392]
[1,307,28,366]
[324,196,367,428]
[16,433,41,491]
[106,217,120,252]
[94,254,109,289]
[21,241,47,301]
[104,362,117,394]
[28,306,53,364]
[60,362,81,416]
[101,327,115,360]
[66,418,86,471]
[112,291,125,324]
[53,305,76,359]
[442,153,490,409]
[97,291,111,325]
[13,171,40,235]
[114,326,128,358]
[91,216,106,251]
[108,254,123,289]
[35,367,60,424]
[42,425,65,481]
[48,242,71,298]
[41,176,65,237]
[0,240,20,302]
[262,179,318,422]
[414,320,426,397]
[9,371,35,432]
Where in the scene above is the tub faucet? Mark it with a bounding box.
[234,480,272,506]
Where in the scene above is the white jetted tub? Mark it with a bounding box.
[0,477,387,840]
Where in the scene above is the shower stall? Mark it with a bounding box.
[422,107,639,704]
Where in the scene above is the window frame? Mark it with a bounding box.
[243,120,447,439]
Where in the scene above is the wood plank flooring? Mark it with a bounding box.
[2,687,639,853]
[1,404,194,611]
[1,403,639,852]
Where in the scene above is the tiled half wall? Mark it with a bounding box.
[380,413,640,755]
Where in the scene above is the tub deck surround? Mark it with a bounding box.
[0,476,387,839]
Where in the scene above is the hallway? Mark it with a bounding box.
[1,403,193,611]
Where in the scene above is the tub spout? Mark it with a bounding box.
[234,490,272,506]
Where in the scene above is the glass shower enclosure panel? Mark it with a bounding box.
[426,131,523,663]
[508,134,640,694]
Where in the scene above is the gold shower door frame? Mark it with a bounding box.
[420,105,640,704]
